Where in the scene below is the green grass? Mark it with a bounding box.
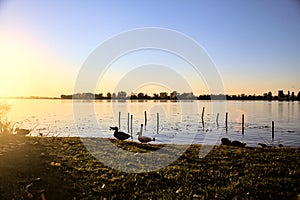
[1,135,300,199]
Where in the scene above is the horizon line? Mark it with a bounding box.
[1,89,299,100]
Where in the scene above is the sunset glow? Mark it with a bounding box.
[0,1,299,97]
[0,30,77,97]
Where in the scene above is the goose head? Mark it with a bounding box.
[109,126,119,131]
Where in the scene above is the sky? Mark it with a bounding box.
[0,0,300,97]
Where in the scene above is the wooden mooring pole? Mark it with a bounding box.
[242,114,245,135]
[130,115,133,139]
[272,121,274,141]
[144,111,147,130]
[127,113,130,133]
[201,107,205,129]
[157,112,159,134]
[225,112,228,132]
[118,112,121,130]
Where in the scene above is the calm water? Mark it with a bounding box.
[3,99,300,147]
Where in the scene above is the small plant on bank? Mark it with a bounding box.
[0,102,13,134]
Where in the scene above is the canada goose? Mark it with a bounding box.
[109,126,130,140]
[15,128,31,136]
[220,138,231,146]
[231,140,246,147]
[220,138,246,147]
[137,124,155,144]
[258,143,283,148]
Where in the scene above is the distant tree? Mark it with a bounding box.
[179,92,195,100]
[297,91,300,101]
[95,93,103,99]
[278,90,284,100]
[159,92,168,99]
[291,92,295,101]
[138,92,145,99]
[130,92,137,99]
[117,91,127,99]
[106,92,112,99]
[153,93,159,99]
[61,94,72,99]
[84,93,94,99]
[267,91,272,101]
[170,91,178,100]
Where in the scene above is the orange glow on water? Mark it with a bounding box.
[234,109,248,128]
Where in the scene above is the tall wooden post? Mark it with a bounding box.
[130,115,133,139]
[127,113,130,133]
[216,113,219,127]
[118,112,121,130]
[225,112,228,132]
[201,107,205,129]
[157,112,159,134]
[272,121,274,141]
[144,111,147,130]
[242,114,244,135]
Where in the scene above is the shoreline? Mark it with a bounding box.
[23,134,298,148]
[2,96,300,102]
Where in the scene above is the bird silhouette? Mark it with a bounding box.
[220,138,246,147]
[15,128,31,136]
[109,126,130,140]
[136,124,155,144]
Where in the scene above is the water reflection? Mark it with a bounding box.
[3,99,300,147]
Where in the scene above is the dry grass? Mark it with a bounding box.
[0,135,300,199]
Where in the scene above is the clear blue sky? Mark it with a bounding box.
[0,0,299,97]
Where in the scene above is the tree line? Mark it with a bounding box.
[61,90,300,101]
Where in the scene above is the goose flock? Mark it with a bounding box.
[109,125,283,148]
[220,138,246,147]
[109,124,155,144]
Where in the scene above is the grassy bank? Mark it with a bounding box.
[0,134,300,199]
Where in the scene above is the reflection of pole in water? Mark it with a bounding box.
[216,113,219,127]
